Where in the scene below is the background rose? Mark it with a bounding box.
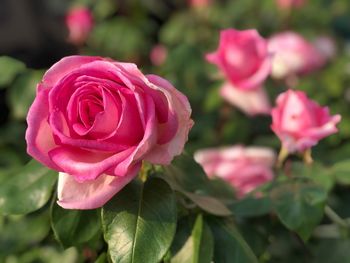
[268,32,326,79]
[206,29,272,90]
[271,89,341,153]
[66,6,94,45]
[25,55,193,209]
[194,145,275,197]
[206,29,272,115]
[276,0,306,9]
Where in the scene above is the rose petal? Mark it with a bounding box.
[57,165,140,209]
[49,146,136,181]
[25,88,59,170]
[40,56,103,90]
[220,82,271,116]
[144,75,193,164]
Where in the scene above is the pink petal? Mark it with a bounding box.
[49,146,136,181]
[25,88,59,170]
[144,75,193,164]
[220,82,271,116]
[57,165,140,209]
[40,56,103,90]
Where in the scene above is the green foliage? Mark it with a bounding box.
[271,180,328,241]
[0,56,26,88]
[208,217,259,263]
[102,177,177,263]
[7,70,44,120]
[0,160,57,215]
[171,214,214,263]
[51,202,101,249]
[2,0,350,262]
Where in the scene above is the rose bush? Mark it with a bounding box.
[194,145,275,197]
[271,89,341,153]
[25,55,193,209]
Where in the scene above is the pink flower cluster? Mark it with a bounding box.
[201,27,340,196]
[206,29,334,116]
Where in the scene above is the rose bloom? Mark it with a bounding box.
[268,32,326,79]
[271,89,341,153]
[276,0,306,9]
[206,29,272,90]
[194,146,275,197]
[66,6,94,45]
[26,56,193,209]
[189,0,212,8]
[150,44,168,66]
[206,29,272,115]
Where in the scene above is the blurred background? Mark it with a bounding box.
[1,0,350,262]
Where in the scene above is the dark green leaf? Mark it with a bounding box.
[163,154,233,216]
[208,217,258,263]
[95,252,108,263]
[332,160,350,185]
[0,212,51,256]
[290,162,334,191]
[312,239,350,263]
[183,192,232,216]
[7,70,44,119]
[51,202,101,249]
[0,159,57,215]
[171,214,213,263]
[270,180,327,241]
[0,56,26,87]
[102,177,177,263]
[229,196,272,217]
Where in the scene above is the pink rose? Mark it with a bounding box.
[276,0,306,9]
[271,89,341,153]
[220,82,271,116]
[25,56,193,209]
[189,0,212,8]
[65,6,94,45]
[194,146,275,197]
[268,32,326,79]
[206,29,272,90]
[150,44,168,66]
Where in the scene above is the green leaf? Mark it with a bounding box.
[171,214,213,263]
[51,202,101,249]
[229,196,272,217]
[333,160,350,185]
[208,217,258,263]
[270,180,327,241]
[163,154,233,216]
[7,69,44,119]
[0,159,57,215]
[0,56,26,87]
[0,212,51,256]
[182,192,232,216]
[102,177,177,263]
[312,239,350,263]
[290,162,334,191]
[95,252,108,263]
